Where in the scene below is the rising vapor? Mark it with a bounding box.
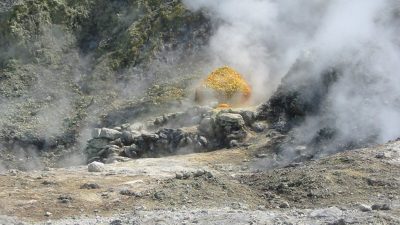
[183,0,400,156]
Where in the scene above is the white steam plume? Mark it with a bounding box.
[183,0,400,152]
[183,0,333,103]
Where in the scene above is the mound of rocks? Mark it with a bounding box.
[258,63,339,133]
[85,106,263,163]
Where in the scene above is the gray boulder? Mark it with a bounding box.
[239,110,256,126]
[217,113,245,127]
[358,203,372,212]
[141,132,160,141]
[216,113,246,135]
[310,207,343,219]
[128,123,145,132]
[87,138,109,149]
[121,131,141,145]
[198,117,215,137]
[88,161,105,172]
[99,128,122,140]
[198,136,208,147]
[215,113,247,145]
[123,144,139,158]
[86,138,111,162]
[105,145,122,155]
[109,138,122,146]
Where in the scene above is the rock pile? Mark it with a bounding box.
[85,106,263,163]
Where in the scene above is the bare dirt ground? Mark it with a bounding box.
[0,133,399,224]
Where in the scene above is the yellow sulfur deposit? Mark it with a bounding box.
[195,66,252,107]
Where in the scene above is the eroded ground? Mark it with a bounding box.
[0,137,399,224]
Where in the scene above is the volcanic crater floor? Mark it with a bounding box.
[0,135,399,225]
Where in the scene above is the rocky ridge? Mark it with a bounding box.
[86,105,265,163]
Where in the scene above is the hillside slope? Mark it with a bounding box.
[0,0,210,169]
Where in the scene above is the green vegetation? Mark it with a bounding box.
[0,0,210,165]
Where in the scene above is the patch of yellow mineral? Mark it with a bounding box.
[195,66,251,107]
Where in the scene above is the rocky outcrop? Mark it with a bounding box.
[258,57,340,133]
[214,113,247,146]
[86,106,262,163]
[0,0,211,169]
[257,52,383,158]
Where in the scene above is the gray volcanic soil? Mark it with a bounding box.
[0,132,399,224]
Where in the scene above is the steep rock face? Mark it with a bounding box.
[0,0,211,169]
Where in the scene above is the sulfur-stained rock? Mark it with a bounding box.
[195,67,252,107]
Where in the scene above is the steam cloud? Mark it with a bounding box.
[183,0,400,154]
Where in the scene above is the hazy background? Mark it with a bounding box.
[183,0,400,156]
